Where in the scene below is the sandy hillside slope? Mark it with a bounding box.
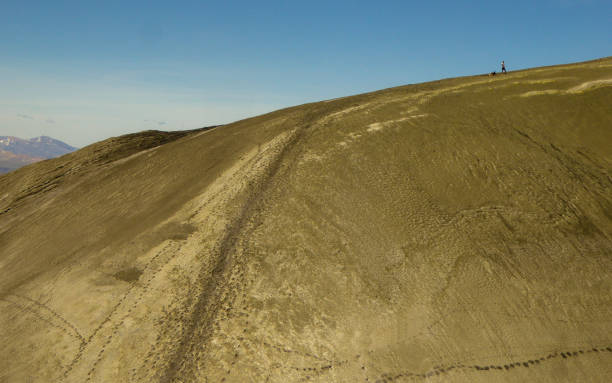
[1,58,611,383]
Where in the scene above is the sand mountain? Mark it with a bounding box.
[0,136,77,174]
[0,58,611,383]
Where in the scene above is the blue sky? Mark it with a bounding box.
[1,0,610,147]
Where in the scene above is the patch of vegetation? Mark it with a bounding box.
[113,267,143,282]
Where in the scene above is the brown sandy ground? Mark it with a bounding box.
[1,57,611,383]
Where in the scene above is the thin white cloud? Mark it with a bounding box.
[18,114,34,120]
[46,119,55,124]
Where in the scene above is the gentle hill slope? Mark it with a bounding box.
[0,58,611,383]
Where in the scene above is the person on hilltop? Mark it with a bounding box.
[501,61,507,74]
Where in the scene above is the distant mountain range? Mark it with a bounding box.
[0,136,77,174]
